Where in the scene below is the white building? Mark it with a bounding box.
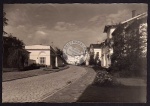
[89,43,102,66]
[102,25,117,68]
[25,45,64,67]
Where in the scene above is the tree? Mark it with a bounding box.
[7,48,29,69]
[3,12,29,70]
[111,17,147,76]
[3,12,8,27]
[3,12,8,34]
[3,34,29,69]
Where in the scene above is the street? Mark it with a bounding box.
[2,65,146,103]
[2,65,87,102]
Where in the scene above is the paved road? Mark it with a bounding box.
[2,65,87,102]
[42,67,96,103]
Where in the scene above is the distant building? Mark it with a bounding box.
[89,43,102,66]
[25,45,64,68]
[89,43,102,61]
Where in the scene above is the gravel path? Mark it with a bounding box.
[2,65,87,103]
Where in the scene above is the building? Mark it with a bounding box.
[25,45,65,68]
[111,11,147,75]
[89,43,102,65]
[112,12,147,57]
[102,25,117,68]
[101,11,147,69]
[85,47,90,66]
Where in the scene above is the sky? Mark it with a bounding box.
[4,3,147,49]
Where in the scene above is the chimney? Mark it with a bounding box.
[132,10,136,18]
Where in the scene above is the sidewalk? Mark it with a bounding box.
[3,66,69,82]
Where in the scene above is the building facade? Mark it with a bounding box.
[25,45,64,68]
[101,25,117,68]
[101,11,147,69]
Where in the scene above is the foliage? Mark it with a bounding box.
[3,34,24,49]
[3,12,29,70]
[23,63,41,71]
[3,12,8,35]
[3,34,29,70]
[7,48,29,69]
[3,12,8,27]
[111,17,147,77]
[93,71,118,86]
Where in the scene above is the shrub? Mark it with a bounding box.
[23,63,40,71]
[93,71,118,86]
[38,64,47,68]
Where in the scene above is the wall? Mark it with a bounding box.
[107,27,116,39]
[57,56,64,67]
[101,45,112,68]
[27,49,50,66]
[101,27,116,68]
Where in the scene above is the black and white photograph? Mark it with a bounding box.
[2,3,147,103]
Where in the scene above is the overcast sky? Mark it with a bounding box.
[4,3,147,49]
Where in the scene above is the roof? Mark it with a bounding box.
[25,45,50,50]
[103,12,147,33]
[90,44,103,49]
[25,44,63,56]
[103,25,117,33]
[112,12,147,36]
[121,12,147,24]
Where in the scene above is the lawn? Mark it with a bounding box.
[3,65,69,82]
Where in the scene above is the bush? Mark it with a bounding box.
[93,71,118,86]
[38,64,47,68]
[23,63,40,71]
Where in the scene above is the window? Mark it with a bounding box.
[40,57,46,64]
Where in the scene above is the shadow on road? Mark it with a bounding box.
[76,66,146,103]
[76,84,146,103]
